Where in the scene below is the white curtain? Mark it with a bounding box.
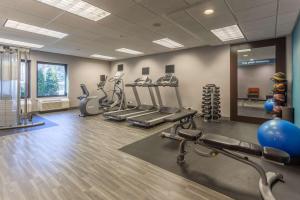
[0,49,18,126]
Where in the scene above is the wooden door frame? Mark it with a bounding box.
[230,37,286,124]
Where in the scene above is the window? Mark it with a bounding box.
[20,60,30,98]
[37,62,67,97]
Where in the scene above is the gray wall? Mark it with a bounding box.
[238,64,275,99]
[29,51,110,110]
[110,45,231,117]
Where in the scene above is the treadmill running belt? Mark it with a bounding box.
[128,112,172,124]
[104,108,155,121]
[108,109,143,116]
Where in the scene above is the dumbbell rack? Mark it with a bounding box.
[202,84,221,122]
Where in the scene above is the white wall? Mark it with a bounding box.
[110,45,231,117]
[238,64,275,99]
[29,51,110,110]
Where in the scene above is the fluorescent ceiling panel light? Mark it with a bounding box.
[0,38,44,48]
[37,0,111,21]
[243,54,248,57]
[237,49,251,53]
[4,20,68,39]
[116,48,143,55]
[153,38,184,49]
[91,54,116,60]
[211,25,244,42]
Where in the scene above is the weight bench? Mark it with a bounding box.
[176,129,290,200]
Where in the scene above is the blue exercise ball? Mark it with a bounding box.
[258,119,300,157]
[264,99,274,113]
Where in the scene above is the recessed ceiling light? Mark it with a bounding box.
[243,54,248,57]
[153,38,184,49]
[91,54,116,60]
[211,25,244,42]
[116,48,144,55]
[237,49,251,53]
[0,38,44,48]
[4,20,68,39]
[37,0,111,21]
[204,9,214,15]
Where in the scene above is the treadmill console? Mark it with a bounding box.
[156,73,178,87]
[126,67,152,87]
[136,75,152,86]
[126,75,152,87]
[155,64,178,87]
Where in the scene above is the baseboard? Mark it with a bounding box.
[38,106,78,114]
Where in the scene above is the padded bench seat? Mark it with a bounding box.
[201,134,263,156]
[178,129,202,140]
[263,147,290,164]
[178,129,290,164]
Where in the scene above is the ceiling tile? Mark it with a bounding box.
[0,5,52,27]
[276,11,299,36]
[234,2,277,22]
[278,0,300,14]
[277,11,298,26]
[48,14,123,39]
[0,29,57,49]
[168,10,219,45]
[99,15,161,41]
[86,0,135,15]
[239,16,276,35]
[136,0,188,15]
[227,0,275,12]
[245,28,275,41]
[115,4,157,25]
[186,0,237,30]
[0,0,64,21]
[184,0,206,5]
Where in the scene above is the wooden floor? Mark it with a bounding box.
[0,110,232,200]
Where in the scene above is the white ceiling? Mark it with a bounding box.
[0,0,299,61]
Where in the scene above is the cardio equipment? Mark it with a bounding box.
[127,65,196,127]
[100,71,126,110]
[78,72,126,117]
[103,67,157,121]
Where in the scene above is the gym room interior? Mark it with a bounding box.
[0,0,300,200]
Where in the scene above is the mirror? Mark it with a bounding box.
[230,38,286,123]
[237,46,275,119]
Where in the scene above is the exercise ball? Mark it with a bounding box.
[257,119,300,157]
[264,99,274,113]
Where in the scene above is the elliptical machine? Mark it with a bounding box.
[78,72,126,117]
[99,71,126,110]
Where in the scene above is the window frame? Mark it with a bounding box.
[20,60,31,99]
[36,61,68,98]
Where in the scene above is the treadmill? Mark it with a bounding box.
[103,67,157,121]
[127,65,184,127]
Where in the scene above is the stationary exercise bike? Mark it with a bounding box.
[78,72,126,117]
